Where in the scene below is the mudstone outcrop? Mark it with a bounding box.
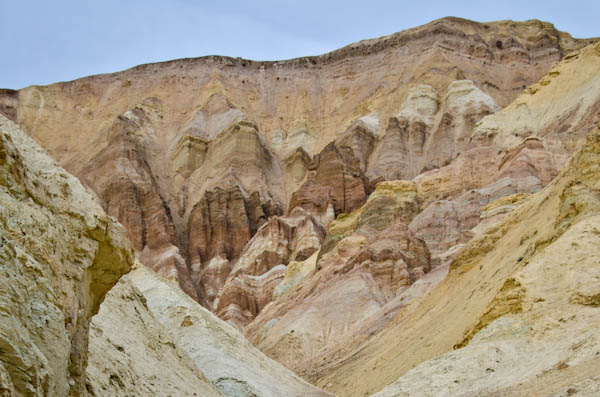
[1,16,600,397]
[2,17,594,309]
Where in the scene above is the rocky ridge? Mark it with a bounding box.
[88,264,331,397]
[0,114,133,395]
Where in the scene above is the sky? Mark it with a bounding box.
[1,0,599,89]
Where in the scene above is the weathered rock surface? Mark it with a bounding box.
[2,17,600,397]
[415,40,600,208]
[0,89,17,122]
[401,40,600,264]
[409,146,553,262]
[0,114,133,396]
[173,118,285,307]
[245,181,433,370]
[371,127,600,397]
[89,265,331,397]
[215,207,326,328]
[367,80,499,181]
[311,125,600,396]
[80,104,198,301]
[86,267,224,396]
[289,143,369,220]
[2,17,593,307]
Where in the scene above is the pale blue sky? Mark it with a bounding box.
[1,0,598,89]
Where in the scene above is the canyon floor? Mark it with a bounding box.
[1,16,600,397]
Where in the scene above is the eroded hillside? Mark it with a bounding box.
[87,264,330,396]
[322,122,600,397]
[304,40,600,396]
[0,17,594,312]
[1,16,600,397]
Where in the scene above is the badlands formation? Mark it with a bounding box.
[1,16,600,396]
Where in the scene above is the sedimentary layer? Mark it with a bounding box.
[1,18,593,307]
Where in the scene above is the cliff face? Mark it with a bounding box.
[1,18,593,310]
[2,17,600,397]
[0,115,133,396]
[303,40,600,397]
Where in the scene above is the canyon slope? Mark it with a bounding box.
[0,17,595,312]
[87,264,330,396]
[303,39,600,396]
[0,112,329,396]
[0,114,133,395]
[333,122,600,397]
[1,16,600,397]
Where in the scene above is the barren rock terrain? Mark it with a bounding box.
[88,265,330,396]
[1,16,600,397]
[372,125,600,397]
[304,40,600,396]
[0,115,133,395]
[1,17,594,310]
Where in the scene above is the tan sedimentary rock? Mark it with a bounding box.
[0,115,133,396]
[1,18,592,305]
[0,89,17,122]
[371,127,600,397]
[409,142,554,261]
[367,80,499,181]
[288,138,371,219]
[415,40,600,208]
[180,119,285,307]
[403,41,600,267]
[472,41,600,155]
[1,18,600,397]
[80,104,198,301]
[245,181,432,370]
[273,251,319,299]
[311,125,600,396]
[215,207,326,327]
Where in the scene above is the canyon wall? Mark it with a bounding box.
[1,18,594,311]
[0,115,133,395]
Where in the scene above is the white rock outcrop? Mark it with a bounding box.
[89,265,332,397]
